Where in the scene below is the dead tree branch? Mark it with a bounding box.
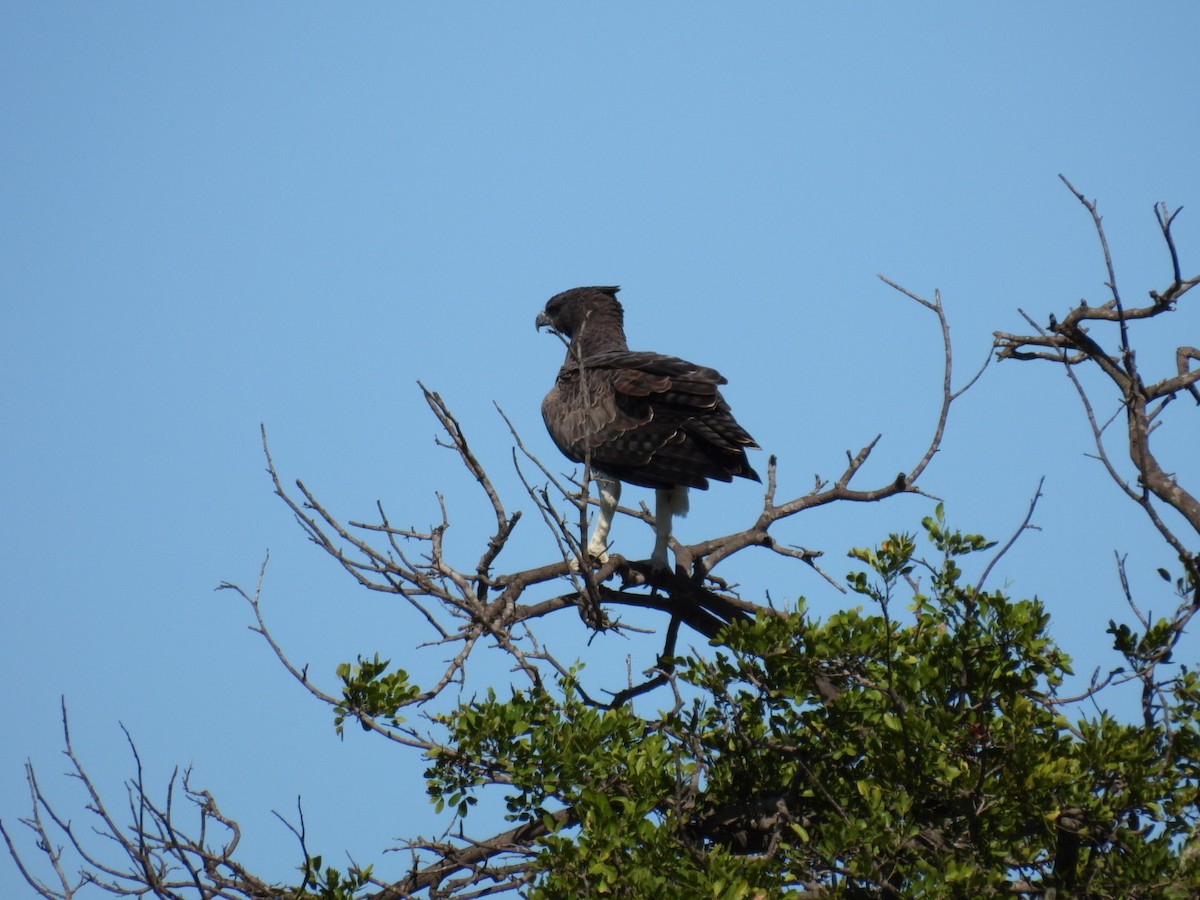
[2,701,281,900]
[994,177,1200,601]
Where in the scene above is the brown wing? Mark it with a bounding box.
[542,350,759,490]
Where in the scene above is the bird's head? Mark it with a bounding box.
[535,285,623,339]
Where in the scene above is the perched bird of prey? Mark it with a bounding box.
[536,286,760,571]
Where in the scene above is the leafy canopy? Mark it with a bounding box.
[408,508,1200,897]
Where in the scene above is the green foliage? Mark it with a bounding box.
[427,673,677,824]
[294,858,373,900]
[332,653,420,737]
[426,675,781,897]
[419,514,1200,897]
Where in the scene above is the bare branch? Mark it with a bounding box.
[3,702,281,900]
[975,477,1044,593]
[993,180,1200,601]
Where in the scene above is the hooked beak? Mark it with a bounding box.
[535,310,555,332]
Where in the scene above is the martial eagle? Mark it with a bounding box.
[535,285,760,571]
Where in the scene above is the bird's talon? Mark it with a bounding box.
[568,551,610,573]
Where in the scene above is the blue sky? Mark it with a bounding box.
[3,3,1199,893]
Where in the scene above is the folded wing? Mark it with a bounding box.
[542,350,760,491]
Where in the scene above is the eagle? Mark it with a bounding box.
[535,285,760,571]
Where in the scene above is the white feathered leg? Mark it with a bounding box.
[586,474,621,561]
[651,486,690,572]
